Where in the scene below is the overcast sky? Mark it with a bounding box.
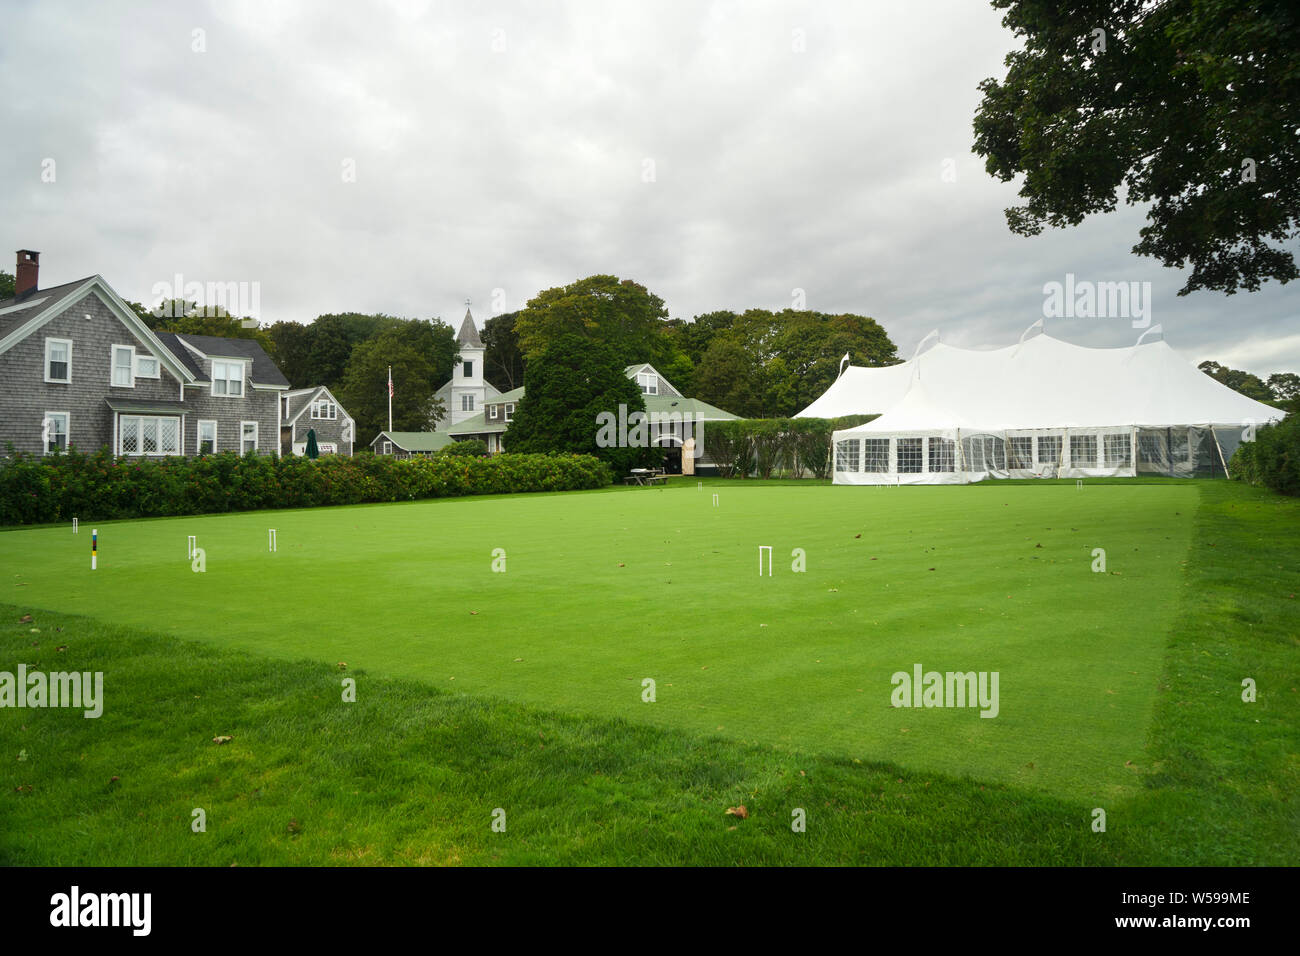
[3,0,1296,375]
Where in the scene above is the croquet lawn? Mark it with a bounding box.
[2,480,1202,800]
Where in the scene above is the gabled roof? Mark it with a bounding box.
[0,275,195,385]
[456,309,483,349]
[174,333,290,388]
[0,276,98,338]
[370,431,455,452]
[283,385,352,425]
[153,331,208,382]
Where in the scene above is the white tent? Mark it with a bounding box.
[814,328,1283,485]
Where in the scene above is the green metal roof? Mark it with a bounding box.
[446,412,507,436]
[643,395,740,420]
[372,431,455,452]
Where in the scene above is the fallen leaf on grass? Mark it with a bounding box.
[212,736,233,745]
[18,614,31,623]
[724,805,749,819]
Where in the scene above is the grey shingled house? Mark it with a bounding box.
[0,249,291,457]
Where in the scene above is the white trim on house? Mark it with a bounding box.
[212,359,246,397]
[383,440,393,455]
[44,337,72,384]
[43,411,69,454]
[134,353,160,378]
[198,419,218,454]
[117,414,181,456]
[0,278,195,385]
[240,420,258,453]
[111,344,136,388]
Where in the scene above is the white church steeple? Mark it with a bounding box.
[447,302,487,426]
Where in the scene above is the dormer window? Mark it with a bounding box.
[212,360,245,397]
[637,371,657,395]
[504,403,515,421]
[489,405,498,420]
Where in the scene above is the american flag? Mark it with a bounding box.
[388,375,394,397]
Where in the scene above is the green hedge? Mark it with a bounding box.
[1229,402,1299,496]
[0,448,613,526]
[436,439,489,458]
[702,416,875,479]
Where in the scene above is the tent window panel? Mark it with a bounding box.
[834,440,860,473]
[1137,433,1166,464]
[863,439,890,473]
[897,438,923,473]
[1103,433,1132,467]
[1009,437,1033,469]
[990,438,1006,470]
[961,437,984,472]
[1070,434,1098,468]
[1037,435,1061,466]
[928,438,955,473]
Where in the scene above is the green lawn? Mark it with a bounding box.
[1,479,1296,865]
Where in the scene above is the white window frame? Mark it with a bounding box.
[111,345,136,388]
[504,403,515,421]
[311,400,337,420]
[43,411,69,454]
[461,394,474,412]
[198,420,218,454]
[44,338,73,384]
[637,371,657,395]
[212,359,245,397]
[383,441,393,455]
[463,360,473,378]
[118,415,180,457]
[134,353,161,378]
[240,420,258,454]
[489,405,499,420]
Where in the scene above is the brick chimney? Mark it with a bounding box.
[15,250,40,298]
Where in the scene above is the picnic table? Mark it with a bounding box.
[625,469,669,486]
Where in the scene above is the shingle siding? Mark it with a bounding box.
[0,291,185,455]
[0,288,281,457]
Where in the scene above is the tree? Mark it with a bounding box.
[503,332,650,472]
[0,270,14,300]
[265,320,315,388]
[125,298,275,356]
[973,0,1300,295]
[514,275,670,366]
[693,337,768,418]
[337,324,451,445]
[1198,360,1274,403]
[482,311,525,391]
[1266,372,1300,403]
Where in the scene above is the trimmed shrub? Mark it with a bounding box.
[437,439,489,457]
[1230,402,1299,496]
[0,448,613,526]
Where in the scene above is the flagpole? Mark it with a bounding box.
[387,366,393,433]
